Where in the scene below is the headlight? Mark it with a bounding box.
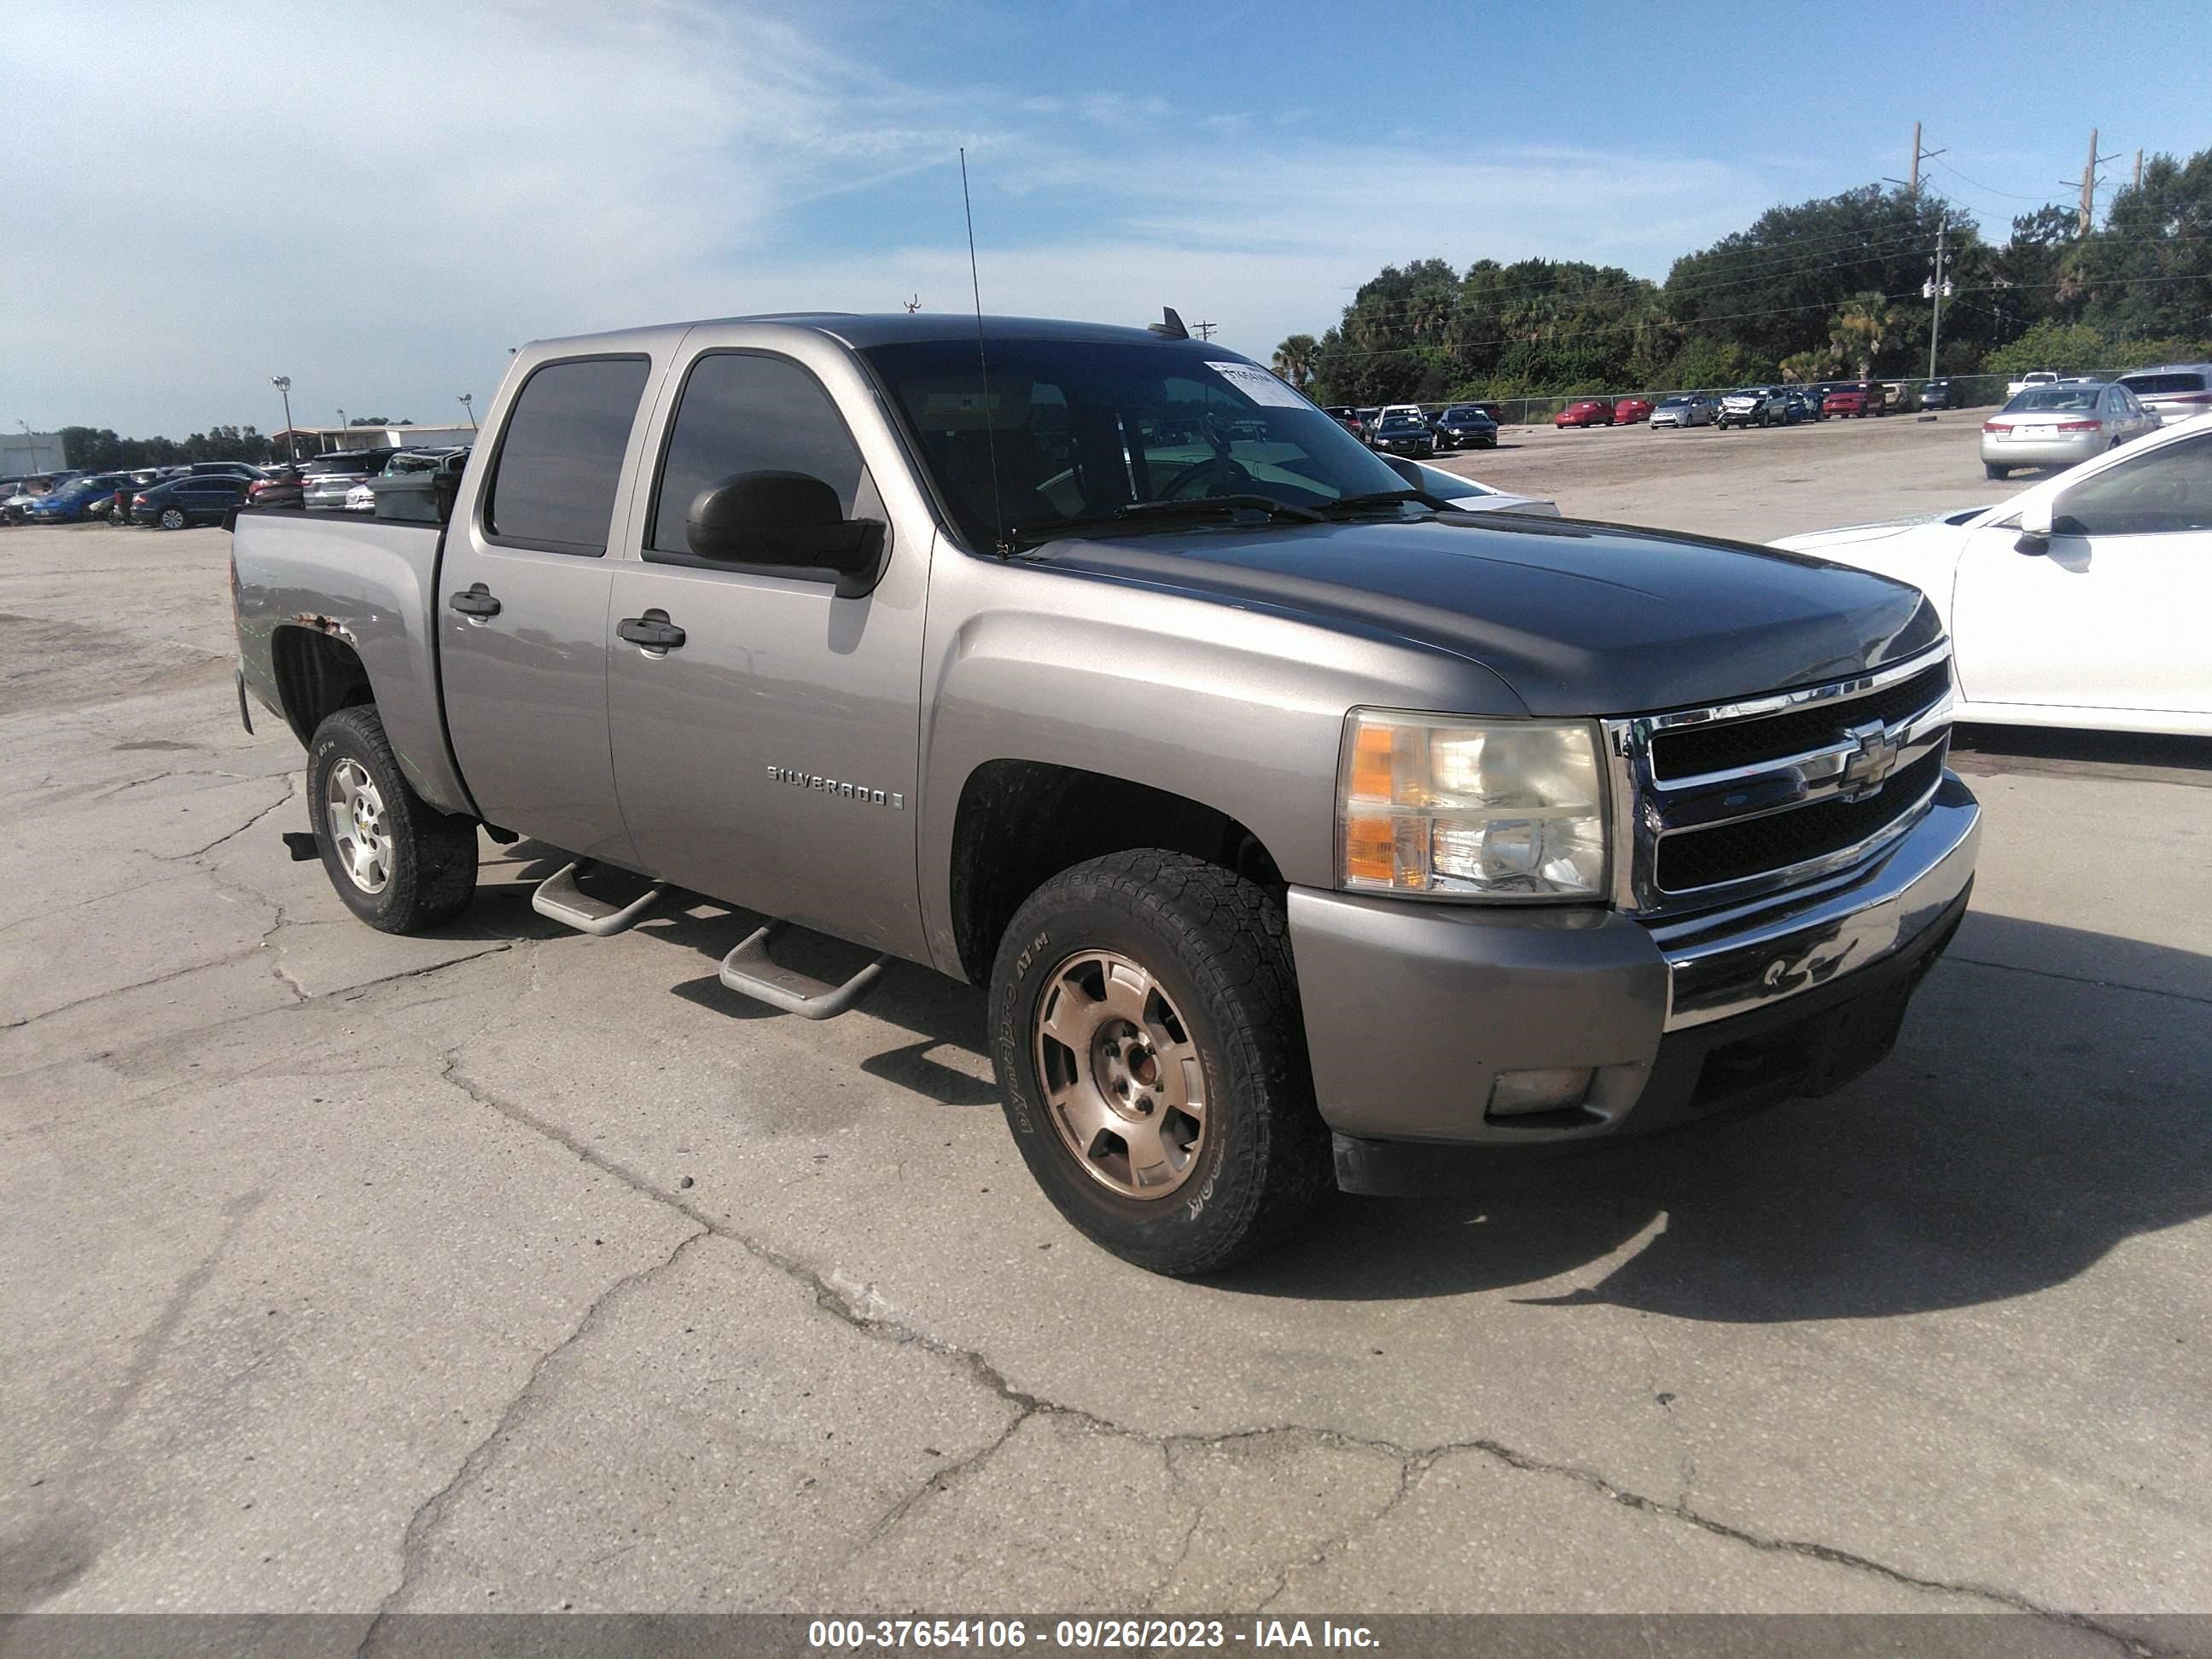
[1336,710,1609,899]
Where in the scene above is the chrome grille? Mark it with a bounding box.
[1603,644,1956,917]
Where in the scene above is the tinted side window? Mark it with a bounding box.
[2057,433,2212,538]
[486,356,651,554]
[648,353,865,560]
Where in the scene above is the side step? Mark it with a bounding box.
[719,923,888,1020]
[531,860,666,937]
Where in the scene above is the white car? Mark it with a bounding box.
[2005,370,2060,398]
[1773,412,2212,736]
[1400,459,1558,516]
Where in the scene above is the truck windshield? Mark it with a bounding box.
[860,336,1412,550]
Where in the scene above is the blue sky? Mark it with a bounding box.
[6,0,2208,436]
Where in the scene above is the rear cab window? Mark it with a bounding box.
[485,356,653,555]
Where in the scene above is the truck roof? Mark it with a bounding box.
[520,312,1200,357]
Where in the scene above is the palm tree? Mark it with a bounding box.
[1272,334,1318,389]
[1779,346,1841,383]
[1829,292,1895,380]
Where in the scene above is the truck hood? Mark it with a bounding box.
[1034,514,1944,717]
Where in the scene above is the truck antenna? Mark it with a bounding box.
[959,148,1009,557]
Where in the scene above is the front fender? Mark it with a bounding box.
[914,560,1522,976]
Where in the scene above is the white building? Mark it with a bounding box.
[0,431,69,475]
[273,424,476,457]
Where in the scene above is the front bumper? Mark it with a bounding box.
[1289,774,1978,1185]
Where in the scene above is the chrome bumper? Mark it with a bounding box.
[1650,774,1979,1030]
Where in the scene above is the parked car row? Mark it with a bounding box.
[2,460,268,524]
[1323,404,1502,451]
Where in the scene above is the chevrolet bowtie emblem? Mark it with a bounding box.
[1838,719,1901,798]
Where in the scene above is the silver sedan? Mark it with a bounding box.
[1982,381,2161,480]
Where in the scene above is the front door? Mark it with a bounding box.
[1953,428,2212,715]
[438,353,656,860]
[605,348,930,958]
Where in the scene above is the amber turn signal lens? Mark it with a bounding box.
[1342,813,1394,885]
[1348,721,1397,801]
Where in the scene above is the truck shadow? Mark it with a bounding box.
[1220,912,2212,1320]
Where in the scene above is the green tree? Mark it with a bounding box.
[1830,292,1898,378]
[2068,148,2212,343]
[1663,185,1970,375]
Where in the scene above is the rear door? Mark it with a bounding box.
[437,351,660,859]
[1953,429,2212,715]
[604,341,933,958]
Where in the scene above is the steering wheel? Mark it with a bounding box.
[1155,455,1256,500]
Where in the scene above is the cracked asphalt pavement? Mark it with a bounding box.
[3,449,2209,1642]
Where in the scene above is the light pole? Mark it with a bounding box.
[457,393,476,431]
[271,376,296,460]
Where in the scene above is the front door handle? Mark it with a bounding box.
[617,610,686,649]
[449,582,501,617]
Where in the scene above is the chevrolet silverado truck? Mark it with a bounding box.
[229,311,1980,1275]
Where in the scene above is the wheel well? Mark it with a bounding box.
[270,625,374,748]
[948,760,1285,985]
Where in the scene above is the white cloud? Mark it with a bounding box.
[3,1,1775,435]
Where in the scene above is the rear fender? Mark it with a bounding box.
[231,512,476,815]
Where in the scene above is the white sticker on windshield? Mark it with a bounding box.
[1205,361,1308,410]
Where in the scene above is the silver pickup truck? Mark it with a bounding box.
[230,311,1979,1274]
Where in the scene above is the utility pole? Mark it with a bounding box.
[1192,319,1218,341]
[1884,124,1942,202]
[1923,224,1953,380]
[2133,148,2144,191]
[2070,130,2120,236]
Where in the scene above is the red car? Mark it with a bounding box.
[1554,399,1615,428]
[1613,397,1655,424]
[1821,383,1884,419]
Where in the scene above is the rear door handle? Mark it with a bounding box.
[617,611,686,649]
[449,583,501,617]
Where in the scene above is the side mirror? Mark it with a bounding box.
[1378,455,1422,489]
[686,471,884,593]
[2015,492,2053,556]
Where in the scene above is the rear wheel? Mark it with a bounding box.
[306,706,479,934]
[1985,463,2009,480]
[158,506,185,530]
[988,850,1330,1276]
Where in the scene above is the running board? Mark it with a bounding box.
[719,923,887,1020]
[531,861,666,937]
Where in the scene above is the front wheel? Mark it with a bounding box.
[306,706,479,934]
[988,850,1330,1275]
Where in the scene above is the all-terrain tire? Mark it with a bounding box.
[988,850,1331,1276]
[306,705,479,934]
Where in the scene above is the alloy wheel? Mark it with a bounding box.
[324,758,392,894]
[1033,950,1206,1199]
